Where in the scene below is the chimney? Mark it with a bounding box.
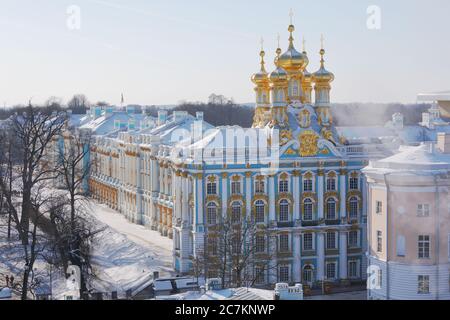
[157,110,168,126]
[196,111,204,121]
[437,132,450,154]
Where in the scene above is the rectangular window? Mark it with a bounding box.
[348,231,359,248]
[255,181,265,194]
[376,201,382,214]
[349,177,359,190]
[303,179,313,192]
[231,181,241,195]
[377,231,383,253]
[418,275,430,294]
[326,178,336,191]
[279,180,289,193]
[417,204,430,217]
[326,262,336,280]
[256,235,265,253]
[418,235,430,259]
[303,233,313,251]
[326,232,337,249]
[207,182,217,195]
[348,260,358,278]
[255,266,265,284]
[397,235,406,257]
[279,266,289,282]
[279,234,289,252]
[377,269,383,288]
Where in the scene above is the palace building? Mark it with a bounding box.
[54,18,388,288]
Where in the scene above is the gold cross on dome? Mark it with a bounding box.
[289,8,294,24]
[321,34,325,49]
[302,37,306,52]
[277,33,281,48]
[260,37,264,51]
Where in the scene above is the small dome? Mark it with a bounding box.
[312,49,334,83]
[251,50,269,85]
[270,48,288,83]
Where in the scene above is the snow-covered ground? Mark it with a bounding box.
[0,197,175,299]
[84,200,175,295]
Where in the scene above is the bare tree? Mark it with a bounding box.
[67,94,90,114]
[204,215,278,289]
[0,105,65,299]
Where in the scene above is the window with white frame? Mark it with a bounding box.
[231,202,241,224]
[303,265,313,283]
[303,178,313,192]
[207,202,217,225]
[303,199,314,221]
[255,180,265,194]
[255,235,265,253]
[255,266,265,284]
[279,234,289,252]
[255,200,265,223]
[377,231,383,253]
[207,180,217,195]
[326,262,336,280]
[348,260,359,278]
[231,180,241,195]
[326,176,336,191]
[418,235,430,259]
[349,176,359,190]
[349,197,359,219]
[418,275,430,294]
[279,200,290,222]
[279,266,290,282]
[326,198,337,220]
[209,237,218,256]
[279,179,289,193]
[417,204,430,217]
[397,235,406,257]
[303,233,313,251]
[326,232,337,249]
[376,201,382,214]
[348,230,359,248]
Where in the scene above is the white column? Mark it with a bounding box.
[339,170,347,219]
[245,173,252,220]
[269,175,276,222]
[194,174,204,226]
[317,173,324,220]
[316,232,325,281]
[175,172,182,220]
[293,172,300,221]
[339,231,348,280]
[293,234,301,283]
[182,174,189,223]
[136,152,143,224]
[221,174,228,219]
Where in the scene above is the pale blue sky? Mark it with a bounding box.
[1,0,449,106]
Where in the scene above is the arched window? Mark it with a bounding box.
[279,199,289,222]
[279,178,289,193]
[349,197,359,219]
[349,176,359,190]
[303,265,314,284]
[326,198,337,220]
[207,202,217,225]
[303,199,313,221]
[231,201,241,223]
[255,200,265,223]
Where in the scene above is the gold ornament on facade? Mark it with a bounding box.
[298,109,311,128]
[298,130,319,157]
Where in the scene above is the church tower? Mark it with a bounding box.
[312,37,335,127]
[251,40,271,128]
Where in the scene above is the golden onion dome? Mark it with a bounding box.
[302,50,312,81]
[270,47,288,83]
[251,50,269,85]
[312,49,334,83]
[277,25,308,73]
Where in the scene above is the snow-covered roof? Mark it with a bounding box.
[365,143,450,172]
[156,287,273,300]
[0,288,12,299]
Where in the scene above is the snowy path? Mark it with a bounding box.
[84,201,176,294]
